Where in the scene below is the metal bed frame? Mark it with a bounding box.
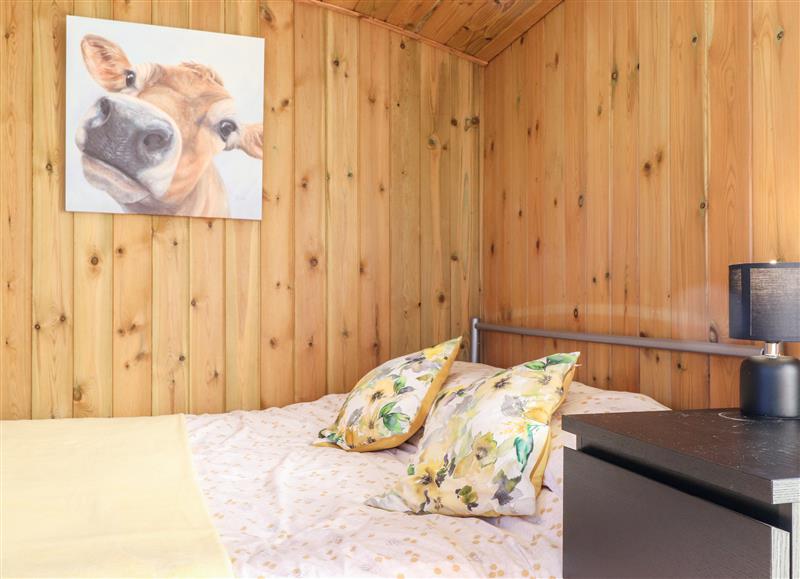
[468,317,762,364]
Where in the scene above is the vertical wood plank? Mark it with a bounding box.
[541,4,566,360]
[389,32,421,357]
[450,56,481,357]
[326,10,360,393]
[73,0,113,418]
[420,42,452,348]
[752,0,800,361]
[507,36,527,365]
[584,0,612,389]
[294,3,327,401]
[494,47,512,367]
[32,0,73,419]
[357,20,391,375]
[1,0,33,419]
[707,0,752,407]
[110,0,152,418]
[609,0,639,392]
[224,0,261,411]
[669,0,709,409]
[481,49,500,364]
[563,0,588,382]
[150,0,189,416]
[638,0,672,406]
[188,0,225,414]
[261,0,295,407]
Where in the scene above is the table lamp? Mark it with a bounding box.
[729,262,800,419]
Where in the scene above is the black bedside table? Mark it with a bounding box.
[562,410,799,579]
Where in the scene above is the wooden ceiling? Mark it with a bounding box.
[318,0,561,63]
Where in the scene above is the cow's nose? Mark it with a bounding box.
[141,128,172,154]
[97,97,111,123]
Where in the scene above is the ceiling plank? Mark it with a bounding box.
[385,0,440,32]
[304,0,488,65]
[419,0,483,44]
[353,0,396,21]
[448,0,534,55]
[475,0,561,61]
[325,0,361,9]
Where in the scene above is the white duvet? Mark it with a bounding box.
[186,362,667,578]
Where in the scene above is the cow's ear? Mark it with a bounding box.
[81,34,133,92]
[237,123,263,160]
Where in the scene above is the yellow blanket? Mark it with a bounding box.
[1,414,233,578]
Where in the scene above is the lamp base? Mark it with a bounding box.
[740,355,800,419]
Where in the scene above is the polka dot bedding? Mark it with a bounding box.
[186,362,667,578]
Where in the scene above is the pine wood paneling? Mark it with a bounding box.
[326,10,360,393]
[389,32,422,357]
[707,0,752,407]
[188,1,226,414]
[584,0,611,390]
[420,43,452,347]
[508,36,527,364]
[73,0,113,418]
[151,0,190,416]
[357,20,390,375]
[636,0,671,405]
[294,3,328,402]
[1,0,33,419]
[482,0,799,410]
[2,0,481,420]
[449,54,481,358]
[609,0,639,392]
[753,0,800,362]
[261,0,296,408]
[32,0,73,419]
[224,0,261,411]
[669,0,708,409]
[110,0,152,418]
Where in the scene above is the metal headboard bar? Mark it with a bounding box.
[468,317,762,364]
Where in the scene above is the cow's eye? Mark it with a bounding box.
[218,120,238,141]
[125,70,136,88]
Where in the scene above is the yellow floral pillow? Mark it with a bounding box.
[315,337,462,452]
[367,352,579,516]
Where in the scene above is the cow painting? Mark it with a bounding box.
[66,17,264,219]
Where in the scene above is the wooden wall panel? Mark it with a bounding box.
[420,43,452,348]
[110,0,152,418]
[1,0,481,419]
[357,20,390,375]
[609,0,639,392]
[293,3,328,402]
[1,1,33,419]
[73,0,113,418]
[187,1,225,415]
[753,0,800,362]
[151,0,190,416]
[224,0,261,411]
[583,0,611,390]
[32,0,73,419]
[261,0,295,408]
[482,0,800,410]
[325,11,360,394]
[669,0,708,409]
[562,0,587,384]
[707,0,752,407]
[389,32,422,358]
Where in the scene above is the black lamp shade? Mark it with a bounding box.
[729,262,800,342]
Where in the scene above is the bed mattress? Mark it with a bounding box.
[186,362,667,578]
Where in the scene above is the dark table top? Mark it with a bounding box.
[563,409,800,504]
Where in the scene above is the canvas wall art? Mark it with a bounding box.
[66,16,265,220]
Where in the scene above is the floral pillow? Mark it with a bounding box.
[366,352,579,516]
[315,337,462,452]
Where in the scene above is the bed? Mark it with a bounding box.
[187,361,668,578]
